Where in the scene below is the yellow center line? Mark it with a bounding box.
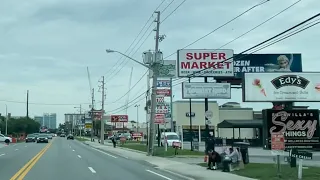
[10,139,54,180]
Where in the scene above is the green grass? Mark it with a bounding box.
[120,143,204,157]
[75,137,88,142]
[197,163,320,180]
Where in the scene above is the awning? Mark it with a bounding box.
[217,120,262,128]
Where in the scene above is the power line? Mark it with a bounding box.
[161,0,187,23]
[163,0,271,59]
[106,13,320,114]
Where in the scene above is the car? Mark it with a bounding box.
[47,134,53,139]
[60,134,66,137]
[25,134,36,143]
[37,134,49,143]
[0,134,12,144]
[67,134,74,140]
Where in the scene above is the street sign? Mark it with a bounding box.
[290,149,313,160]
[186,112,195,117]
[205,111,213,119]
[157,80,171,87]
[271,133,285,151]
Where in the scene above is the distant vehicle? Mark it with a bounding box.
[67,134,74,140]
[37,134,49,143]
[0,134,12,144]
[60,134,66,137]
[47,134,53,139]
[160,132,181,147]
[25,134,36,143]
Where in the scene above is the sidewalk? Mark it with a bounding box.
[82,139,256,180]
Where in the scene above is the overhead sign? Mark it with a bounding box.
[264,109,320,149]
[149,60,176,78]
[205,111,213,119]
[157,80,171,87]
[186,112,195,117]
[177,49,234,77]
[110,115,129,122]
[182,82,231,99]
[243,72,320,102]
[271,133,285,151]
[154,114,165,124]
[156,89,171,96]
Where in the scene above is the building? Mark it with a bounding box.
[34,113,57,129]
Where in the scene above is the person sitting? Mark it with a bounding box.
[208,151,222,170]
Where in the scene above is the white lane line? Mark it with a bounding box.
[77,155,81,158]
[159,169,195,180]
[146,170,172,180]
[88,167,96,173]
[91,147,117,159]
[0,153,5,156]
[15,149,18,151]
[72,149,75,151]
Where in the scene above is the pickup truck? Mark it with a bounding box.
[0,134,12,143]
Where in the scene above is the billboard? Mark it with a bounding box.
[216,54,302,84]
[177,49,234,77]
[264,109,320,149]
[182,82,231,99]
[243,72,320,102]
[110,115,128,122]
[149,60,176,78]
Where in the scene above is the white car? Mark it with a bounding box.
[160,132,181,147]
[0,134,12,143]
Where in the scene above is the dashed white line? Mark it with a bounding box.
[88,167,96,173]
[0,153,5,156]
[78,155,81,158]
[146,170,172,180]
[159,168,195,180]
[15,149,18,151]
[91,147,117,159]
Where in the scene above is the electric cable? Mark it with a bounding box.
[161,0,187,23]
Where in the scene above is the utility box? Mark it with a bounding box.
[143,51,153,64]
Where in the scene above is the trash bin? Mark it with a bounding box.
[233,142,250,164]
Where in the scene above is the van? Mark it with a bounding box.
[160,132,181,147]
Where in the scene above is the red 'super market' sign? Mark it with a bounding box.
[177,49,234,77]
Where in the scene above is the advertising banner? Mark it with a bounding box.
[156,95,165,104]
[264,109,320,149]
[182,82,231,99]
[243,72,320,102]
[149,60,176,78]
[110,115,129,122]
[156,89,171,96]
[155,114,165,124]
[177,49,234,77]
[156,103,170,114]
[157,80,171,87]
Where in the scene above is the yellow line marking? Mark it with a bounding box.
[10,140,53,180]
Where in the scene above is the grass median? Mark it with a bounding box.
[120,143,204,157]
[75,137,88,142]
[197,162,320,180]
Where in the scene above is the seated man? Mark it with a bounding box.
[222,147,240,172]
[208,151,222,170]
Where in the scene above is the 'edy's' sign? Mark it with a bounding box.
[264,109,320,149]
[243,72,320,102]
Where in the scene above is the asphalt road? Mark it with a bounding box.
[5,137,188,180]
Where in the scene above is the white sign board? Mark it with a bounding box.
[149,60,176,78]
[205,111,213,119]
[243,72,320,102]
[182,82,231,99]
[177,49,234,77]
[156,96,165,103]
[115,122,127,129]
[156,104,170,113]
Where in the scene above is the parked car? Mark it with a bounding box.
[25,134,36,143]
[37,134,48,143]
[60,134,66,137]
[67,134,74,140]
[0,134,12,144]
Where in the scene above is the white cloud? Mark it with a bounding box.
[0,0,319,125]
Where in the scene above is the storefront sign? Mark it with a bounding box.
[110,115,128,122]
[182,82,231,99]
[177,49,234,77]
[264,109,320,149]
[156,89,171,96]
[157,80,171,87]
[155,114,165,124]
[243,72,320,102]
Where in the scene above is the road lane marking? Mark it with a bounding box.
[10,140,53,180]
[78,155,81,158]
[91,147,117,158]
[159,169,195,180]
[146,170,172,180]
[0,153,5,156]
[88,167,96,173]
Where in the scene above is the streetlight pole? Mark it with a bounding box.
[74,104,83,137]
[134,104,140,132]
[5,104,8,135]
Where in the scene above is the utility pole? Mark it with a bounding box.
[5,104,8,135]
[147,11,161,156]
[99,76,105,144]
[79,104,82,138]
[134,104,140,132]
[91,88,95,141]
[26,90,29,119]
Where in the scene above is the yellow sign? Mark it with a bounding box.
[85,124,92,129]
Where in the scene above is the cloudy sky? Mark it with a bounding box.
[0,0,319,126]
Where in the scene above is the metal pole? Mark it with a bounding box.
[146,73,150,145]
[189,77,193,151]
[136,105,140,132]
[91,88,95,141]
[204,77,210,146]
[170,78,174,132]
[5,104,8,135]
[26,90,29,119]
[80,104,82,138]
[100,76,105,144]
[148,11,160,156]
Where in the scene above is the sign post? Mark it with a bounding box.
[290,148,313,180]
[271,132,285,178]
